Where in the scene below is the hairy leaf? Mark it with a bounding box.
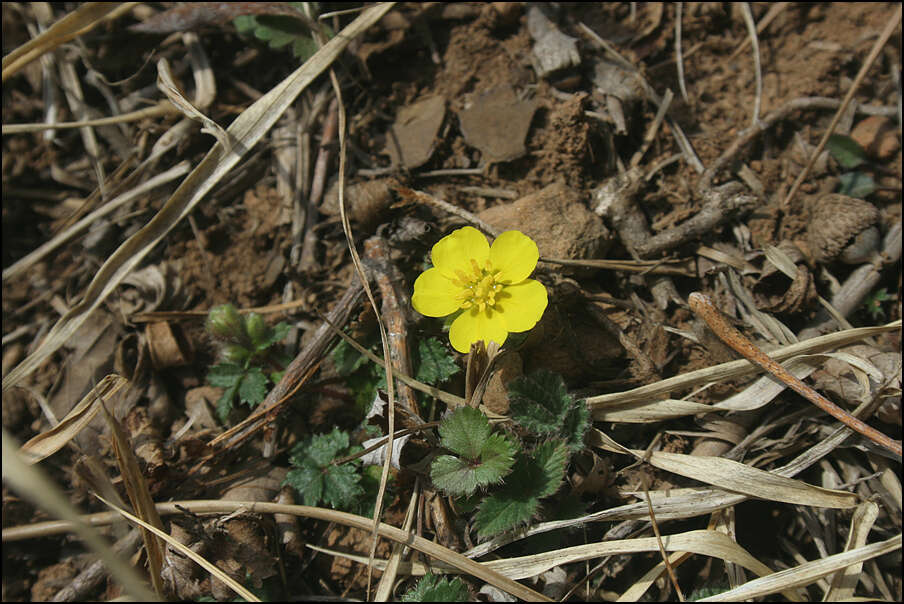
[438,406,492,459]
[509,370,573,434]
[415,337,460,385]
[401,573,469,602]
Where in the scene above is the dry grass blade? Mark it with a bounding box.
[825,501,879,601]
[1,499,551,601]
[310,527,807,602]
[2,162,191,282]
[93,495,259,602]
[1,2,135,81]
[18,374,128,464]
[97,395,167,596]
[2,428,158,601]
[696,535,901,602]
[587,320,901,409]
[630,450,858,509]
[2,2,396,392]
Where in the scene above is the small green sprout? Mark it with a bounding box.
[206,304,291,423]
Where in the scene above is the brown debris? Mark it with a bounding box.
[456,85,538,164]
[386,95,446,169]
[806,194,881,264]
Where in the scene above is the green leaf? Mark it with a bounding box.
[474,457,540,538]
[216,382,240,423]
[472,442,568,537]
[532,440,569,498]
[508,370,573,435]
[332,340,367,376]
[321,464,364,509]
[207,362,244,388]
[431,411,517,497]
[438,406,492,459]
[237,367,268,407]
[837,171,877,198]
[284,463,323,506]
[285,429,363,510]
[401,573,469,602]
[827,134,869,169]
[292,428,350,467]
[415,338,460,385]
[560,398,590,452]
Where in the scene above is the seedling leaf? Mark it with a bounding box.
[437,406,492,459]
[401,573,469,602]
[827,134,869,169]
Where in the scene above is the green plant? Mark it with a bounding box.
[331,336,460,415]
[206,304,291,423]
[401,573,469,602]
[863,287,893,320]
[827,134,878,198]
[429,406,518,497]
[233,3,334,61]
[284,428,364,510]
[429,369,589,538]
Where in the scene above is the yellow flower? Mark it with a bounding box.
[412,226,548,353]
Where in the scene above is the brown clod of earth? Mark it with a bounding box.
[477,181,610,263]
[456,84,538,163]
[386,96,446,169]
[806,194,880,264]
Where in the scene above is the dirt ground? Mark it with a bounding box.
[2,2,902,602]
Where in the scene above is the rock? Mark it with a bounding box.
[477,181,610,263]
[850,116,900,161]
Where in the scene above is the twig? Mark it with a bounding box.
[689,292,902,458]
[396,186,501,238]
[363,235,418,416]
[780,5,902,209]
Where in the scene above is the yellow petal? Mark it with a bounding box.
[489,230,539,283]
[496,279,548,332]
[449,306,508,353]
[412,268,462,317]
[431,226,490,280]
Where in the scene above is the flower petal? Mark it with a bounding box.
[431,226,490,279]
[449,306,508,353]
[496,279,548,332]
[489,230,539,283]
[412,268,462,317]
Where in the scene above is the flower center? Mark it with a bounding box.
[451,258,504,313]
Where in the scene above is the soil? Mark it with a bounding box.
[2,3,901,602]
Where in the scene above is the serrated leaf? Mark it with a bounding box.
[838,171,877,198]
[560,399,590,452]
[430,455,478,496]
[415,337,460,385]
[216,382,240,423]
[401,573,469,602]
[292,428,349,467]
[509,370,573,434]
[237,367,268,407]
[431,432,516,497]
[284,463,323,506]
[332,340,366,376]
[533,440,569,498]
[321,464,363,509]
[474,467,540,538]
[207,363,244,388]
[827,134,869,169]
[438,406,492,459]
